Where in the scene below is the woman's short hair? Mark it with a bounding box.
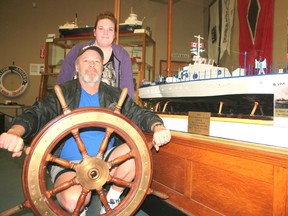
[94,11,117,32]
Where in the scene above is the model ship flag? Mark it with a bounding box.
[190,36,205,56]
[191,42,204,48]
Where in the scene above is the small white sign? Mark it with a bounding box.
[30,64,44,76]
[171,53,190,59]
[274,85,288,127]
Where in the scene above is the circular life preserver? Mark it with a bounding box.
[0,65,29,97]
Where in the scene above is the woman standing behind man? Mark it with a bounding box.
[57,11,134,98]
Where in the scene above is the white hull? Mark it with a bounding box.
[139,73,288,99]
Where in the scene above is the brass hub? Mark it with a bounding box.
[76,157,109,190]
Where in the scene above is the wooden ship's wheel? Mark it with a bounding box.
[1,86,153,216]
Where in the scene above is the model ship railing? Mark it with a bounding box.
[140,63,288,87]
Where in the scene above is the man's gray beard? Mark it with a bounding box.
[81,73,101,84]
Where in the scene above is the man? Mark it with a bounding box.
[0,45,171,215]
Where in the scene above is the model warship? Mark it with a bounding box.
[139,35,288,119]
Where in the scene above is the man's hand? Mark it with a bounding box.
[0,132,24,157]
[0,125,26,157]
[152,123,171,151]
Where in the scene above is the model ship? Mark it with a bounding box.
[119,8,144,32]
[58,13,94,37]
[139,35,288,119]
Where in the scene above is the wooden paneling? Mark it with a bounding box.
[273,167,288,216]
[146,131,288,216]
[190,163,273,215]
[152,150,186,194]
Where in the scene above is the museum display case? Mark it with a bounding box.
[38,33,155,103]
[119,32,156,103]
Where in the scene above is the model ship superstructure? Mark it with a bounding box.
[119,8,145,32]
[139,35,288,118]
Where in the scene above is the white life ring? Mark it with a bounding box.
[0,65,29,97]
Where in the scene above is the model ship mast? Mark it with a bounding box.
[194,35,204,57]
[191,35,206,64]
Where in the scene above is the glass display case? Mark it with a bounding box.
[39,33,155,103]
[118,33,156,103]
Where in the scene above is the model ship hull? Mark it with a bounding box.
[59,26,94,38]
[139,69,288,118]
[119,24,142,33]
[140,73,288,98]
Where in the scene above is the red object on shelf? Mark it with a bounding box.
[40,46,45,59]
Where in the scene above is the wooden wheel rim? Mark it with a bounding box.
[22,107,152,216]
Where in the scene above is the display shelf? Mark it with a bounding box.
[39,33,155,103]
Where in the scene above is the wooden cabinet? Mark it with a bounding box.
[39,33,155,103]
[39,36,93,100]
[145,131,288,215]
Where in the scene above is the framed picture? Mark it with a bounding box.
[159,60,189,76]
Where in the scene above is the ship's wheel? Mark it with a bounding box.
[1,86,153,216]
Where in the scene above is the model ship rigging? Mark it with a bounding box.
[139,35,288,120]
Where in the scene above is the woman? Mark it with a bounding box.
[57,11,134,98]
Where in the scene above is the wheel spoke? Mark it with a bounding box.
[97,127,114,158]
[97,188,112,213]
[110,175,134,188]
[107,149,134,169]
[46,154,78,170]
[72,187,90,216]
[46,176,79,198]
[71,128,89,158]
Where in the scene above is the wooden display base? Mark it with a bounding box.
[145,131,288,215]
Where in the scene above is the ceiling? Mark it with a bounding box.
[149,0,214,8]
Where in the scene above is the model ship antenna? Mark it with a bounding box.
[75,13,78,26]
